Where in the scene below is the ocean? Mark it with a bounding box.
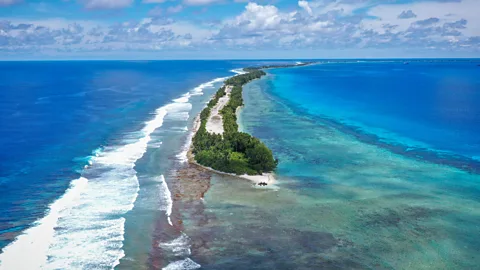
[267,61,480,169]
[1,60,480,269]
[0,60,266,269]
[173,60,480,269]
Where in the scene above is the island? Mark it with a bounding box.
[243,61,315,72]
[188,62,314,186]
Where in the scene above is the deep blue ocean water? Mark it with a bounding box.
[2,59,480,269]
[0,61,227,238]
[269,61,480,167]
[212,61,480,269]
[0,60,270,268]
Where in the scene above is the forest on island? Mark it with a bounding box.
[242,62,315,72]
[192,70,278,175]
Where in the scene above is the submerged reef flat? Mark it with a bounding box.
[167,62,480,270]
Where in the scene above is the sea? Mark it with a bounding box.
[1,59,480,269]
[0,60,260,269]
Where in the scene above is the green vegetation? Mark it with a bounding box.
[192,70,278,175]
[243,62,315,72]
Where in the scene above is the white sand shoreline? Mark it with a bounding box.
[206,85,232,135]
[235,105,244,132]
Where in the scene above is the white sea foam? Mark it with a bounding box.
[190,77,228,96]
[0,177,88,269]
[0,75,233,269]
[157,175,173,226]
[171,126,188,132]
[149,140,163,148]
[171,75,232,163]
[156,184,201,270]
[159,233,191,257]
[40,106,169,269]
[162,258,201,270]
[176,150,188,163]
[173,93,191,103]
[176,130,194,163]
[230,68,247,75]
[0,104,168,269]
[165,103,192,121]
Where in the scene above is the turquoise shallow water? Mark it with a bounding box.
[267,62,480,171]
[4,61,477,269]
[181,70,480,269]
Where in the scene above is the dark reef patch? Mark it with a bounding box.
[356,205,451,241]
[190,226,349,270]
[385,192,436,200]
[361,206,449,228]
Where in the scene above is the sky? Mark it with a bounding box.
[0,0,479,59]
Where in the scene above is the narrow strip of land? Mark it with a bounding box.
[206,85,232,135]
[189,63,315,187]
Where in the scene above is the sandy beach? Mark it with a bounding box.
[188,82,276,187]
[206,85,232,134]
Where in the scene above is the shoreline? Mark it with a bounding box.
[187,81,276,187]
[235,105,244,132]
[186,63,318,186]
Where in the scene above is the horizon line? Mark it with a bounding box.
[1,57,480,61]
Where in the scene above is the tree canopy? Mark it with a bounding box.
[192,70,277,175]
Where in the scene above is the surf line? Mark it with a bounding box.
[152,75,238,270]
[0,93,173,269]
[0,177,88,269]
[0,103,168,269]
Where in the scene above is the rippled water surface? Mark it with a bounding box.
[178,63,480,269]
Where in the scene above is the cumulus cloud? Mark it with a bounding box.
[398,10,417,19]
[414,17,440,26]
[209,1,480,52]
[1,0,479,55]
[298,1,312,16]
[81,0,133,9]
[444,19,467,29]
[0,18,201,52]
[0,21,85,47]
[212,2,362,49]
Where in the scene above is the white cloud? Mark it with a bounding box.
[367,0,480,36]
[213,2,360,48]
[1,0,479,55]
[3,17,104,30]
[0,17,206,52]
[298,1,312,16]
[311,0,369,16]
[398,10,417,19]
[234,3,283,30]
[211,1,480,52]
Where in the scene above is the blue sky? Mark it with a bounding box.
[1,0,479,59]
